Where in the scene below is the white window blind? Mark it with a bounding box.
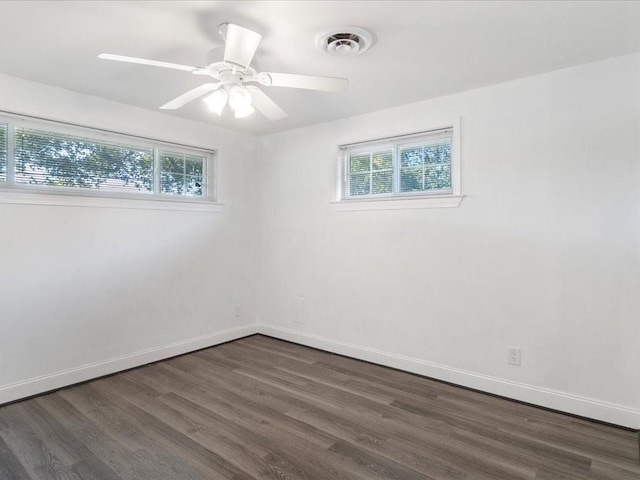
[0,114,214,201]
[341,128,453,199]
[14,127,154,194]
[0,123,7,182]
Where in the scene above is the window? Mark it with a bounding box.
[160,151,205,196]
[348,150,394,196]
[0,115,213,202]
[339,126,459,202]
[14,127,154,194]
[0,123,7,182]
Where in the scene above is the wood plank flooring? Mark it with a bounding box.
[0,335,638,479]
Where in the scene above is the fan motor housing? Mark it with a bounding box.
[316,26,373,57]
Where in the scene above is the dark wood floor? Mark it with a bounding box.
[0,335,637,479]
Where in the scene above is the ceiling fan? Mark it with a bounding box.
[98,23,349,121]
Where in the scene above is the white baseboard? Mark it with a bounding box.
[0,324,258,405]
[257,324,640,429]
[3,322,637,430]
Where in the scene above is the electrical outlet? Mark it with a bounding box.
[508,347,521,366]
[234,304,241,317]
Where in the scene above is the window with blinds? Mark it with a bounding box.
[0,123,7,182]
[0,116,213,200]
[341,128,454,200]
[14,127,154,194]
[160,151,205,196]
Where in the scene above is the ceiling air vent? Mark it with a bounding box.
[316,26,373,57]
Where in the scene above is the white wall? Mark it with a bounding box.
[256,54,640,428]
[2,53,639,428]
[0,74,258,402]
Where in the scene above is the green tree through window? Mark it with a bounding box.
[14,128,153,192]
[343,128,453,199]
[160,151,204,196]
[0,118,211,199]
[400,143,451,192]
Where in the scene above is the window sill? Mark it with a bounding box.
[331,194,464,212]
[0,190,224,212]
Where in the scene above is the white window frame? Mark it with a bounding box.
[0,112,221,212]
[333,119,463,211]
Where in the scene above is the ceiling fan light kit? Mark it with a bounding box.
[98,22,353,121]
[228,85,255,118]
[203,89,227,115]
[202,84,255,118]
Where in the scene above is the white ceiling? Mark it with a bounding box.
[1,1,640,136]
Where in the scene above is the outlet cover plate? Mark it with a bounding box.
[508,347,521,366]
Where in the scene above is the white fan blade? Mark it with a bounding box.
[246,86,287,121]
[159,83,221,110]
[222,23,262,68]
[260,72,349,92]
[99,53,198,72]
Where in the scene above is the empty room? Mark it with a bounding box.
[0,1,638,479]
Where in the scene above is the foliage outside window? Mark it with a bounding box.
[341,128,454,199]
[160,151,204,196]
[0,116,212,200]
